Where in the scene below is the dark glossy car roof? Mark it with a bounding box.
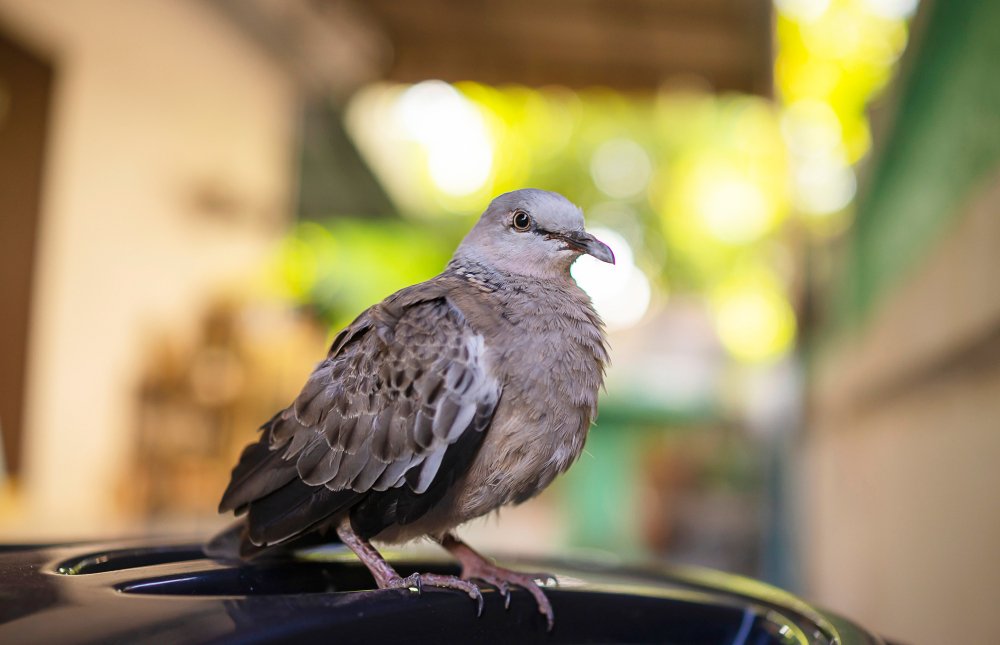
[0,539,883,644]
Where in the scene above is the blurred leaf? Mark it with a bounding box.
[271,218,461,331]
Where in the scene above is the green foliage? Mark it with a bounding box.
[280,0,915,359]
[274,218,460,330]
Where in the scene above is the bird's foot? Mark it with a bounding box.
[440,532,557,631]
[459,560,557,631]
[382,572,485,616]
[335,518,484,615]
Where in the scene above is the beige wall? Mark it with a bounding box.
[0,0,296,536]
[803,171,1000,645]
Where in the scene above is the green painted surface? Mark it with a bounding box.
[554,390,719,554]
[560,422,641,554]
[844,0,1000,324]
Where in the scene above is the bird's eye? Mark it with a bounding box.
[512,210,532,231]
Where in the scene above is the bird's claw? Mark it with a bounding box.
[499,581,512,609]
[386,572,485,616]
[461,565,557,631]
[471,577,512,608]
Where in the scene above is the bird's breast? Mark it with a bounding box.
[450,284,608,519]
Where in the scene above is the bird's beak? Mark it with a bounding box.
[559,230,616,264]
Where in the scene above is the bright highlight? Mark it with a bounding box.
[571,228,652,331]
[396,81,494,197]
[712,274,796,363]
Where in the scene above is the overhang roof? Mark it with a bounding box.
[211,0,773,97]
[362,0,773,95]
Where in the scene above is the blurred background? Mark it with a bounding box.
[0,0,997,642]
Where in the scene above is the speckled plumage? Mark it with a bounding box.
[218,189,611,560]
[376,259,608,542]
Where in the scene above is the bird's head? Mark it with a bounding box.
[454,189,615,279]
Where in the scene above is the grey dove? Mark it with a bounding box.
[215,189,614,629]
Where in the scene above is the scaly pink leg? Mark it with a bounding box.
[440,532,558,631]
[336,517,484,615]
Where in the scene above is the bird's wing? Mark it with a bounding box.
[218,286,500,546]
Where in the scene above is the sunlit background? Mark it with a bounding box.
[1,1,998,643]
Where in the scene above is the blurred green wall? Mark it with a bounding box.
[842,0,1000,324]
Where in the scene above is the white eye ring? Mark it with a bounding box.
[512,210,532,231]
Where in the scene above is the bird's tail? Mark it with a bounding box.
[203,519,255,562]
[203,518,345,562]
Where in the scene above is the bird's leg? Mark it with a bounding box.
[335,516,413,589]
[440,532,557,631]
[335,517,484,615]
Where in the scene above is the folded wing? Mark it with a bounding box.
[219,291,500,547]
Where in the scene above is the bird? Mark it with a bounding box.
[214,188,614,630]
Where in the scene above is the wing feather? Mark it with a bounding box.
[411,447,446,494]
[218,289,500,548]
[372,457,412,492]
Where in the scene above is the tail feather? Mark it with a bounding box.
[218,414,299,514]
[204,518,345,562]
[247,478,358,547]
[203,520,250,561]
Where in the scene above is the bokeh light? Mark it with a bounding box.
[775,0,912,230]
[712,270,797,363]
[571,227,653,331]
[396,81,494,197]
[334,1,915,363]
[590,138,653,200]
[775,0,831,22]
[862,0,919,20]
[792,154,856,216]
[781,99,843,157]
[691,159,775,245]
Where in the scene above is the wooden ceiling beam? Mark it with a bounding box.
[357,0,772,95]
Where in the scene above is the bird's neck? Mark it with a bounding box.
[446,256,577,292]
